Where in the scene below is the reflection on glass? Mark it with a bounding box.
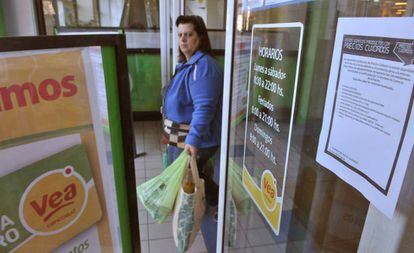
[40,0,161,35]
[223,0,414,253]
[184,0,226,29]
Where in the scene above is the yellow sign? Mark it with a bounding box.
[261,170,277,211]
[20,167,87,235]
[0,49,115,252]
[0,50,92,142]
[242,168,281,234]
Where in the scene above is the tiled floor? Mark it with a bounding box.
[134,121,208,253]
[133,121,313,253]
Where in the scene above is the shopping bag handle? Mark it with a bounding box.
[189,155,202,187]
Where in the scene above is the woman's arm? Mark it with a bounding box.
[186,60,223,148]
[186,75,221,147]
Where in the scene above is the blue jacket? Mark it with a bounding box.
[164,50,223,148]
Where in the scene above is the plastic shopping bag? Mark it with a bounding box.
[172,156,206,253]
[226,194,237,247]
[229,159,252,215]
[137,151,189,224]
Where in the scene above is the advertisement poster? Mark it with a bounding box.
[316,17,414,218]
[242,23,303,235]
[0,49,121,252]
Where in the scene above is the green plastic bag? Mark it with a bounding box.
[226,194,237,247]
[137,151,189,223]
[162,151,169,169]
[228,159,252,215]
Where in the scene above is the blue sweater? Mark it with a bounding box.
[164,51,223,148]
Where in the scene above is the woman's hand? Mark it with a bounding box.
[184,144,198,157]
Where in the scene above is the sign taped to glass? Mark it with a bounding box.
[242,23,303,236]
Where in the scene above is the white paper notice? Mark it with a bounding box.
[317,17,414,218]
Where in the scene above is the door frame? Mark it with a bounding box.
[217,0,236,252]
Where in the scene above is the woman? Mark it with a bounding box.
[162,15,223,252]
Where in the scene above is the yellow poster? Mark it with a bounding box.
[0,49,119,252]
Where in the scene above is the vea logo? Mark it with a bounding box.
[261,170,277,211]
[18,166,88,235]
[0,75,77,112]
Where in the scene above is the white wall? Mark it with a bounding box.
[2,0,37,36]
[77,0,95,25]
[207,0,225,29]
[185,0,225,29]
[100,0,125,27]
[185,0,207,21]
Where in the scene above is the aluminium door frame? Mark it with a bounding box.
[217,0,236,252]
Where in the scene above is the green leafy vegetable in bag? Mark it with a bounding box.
[137,151,189,223]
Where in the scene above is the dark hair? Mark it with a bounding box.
[175,15,213,62]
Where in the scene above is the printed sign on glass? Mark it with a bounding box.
[317,17,414,218]
[243,23,303,235]
[0,49,120,252]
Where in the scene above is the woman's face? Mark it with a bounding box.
[178,23,201,61]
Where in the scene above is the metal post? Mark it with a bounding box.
[159,0,171,88]
[216,0,235,252]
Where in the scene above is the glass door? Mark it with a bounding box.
[0,35,137,253]
[219,1,414,252]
